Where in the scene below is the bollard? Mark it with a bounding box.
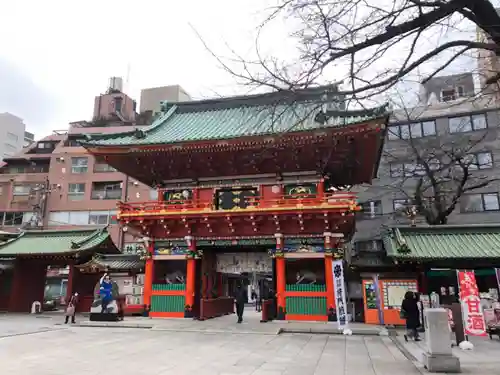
[422,308,461,373]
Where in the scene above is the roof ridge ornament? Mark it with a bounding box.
[134,128,146,139]
[394,228,411,254]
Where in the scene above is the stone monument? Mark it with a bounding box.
[422,308,461,373]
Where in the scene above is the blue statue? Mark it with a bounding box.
[100,274,113,313]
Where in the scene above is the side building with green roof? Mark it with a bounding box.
[0,227,120,312]
[383,224,500,304]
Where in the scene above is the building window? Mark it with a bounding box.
[48,210,116,226]
[389,162,426,177]
[388,121,436,140]
[358,201,382,219]
[467,152,493,170]
[47,211,89,226]
[114,96,123,113]
[12,185,31,196]
[68,183,85,201]
[441,89,456,102]
[6,166,25,174]
[93,162,117,173]
[449,114,487,133]
[7,132,18,142]
[355,240,384,253]
[71,157,88,173]
[91,181,122,200]
[36,142,55,149]
[88,211,111,225]
[65,138,83,147]
[3,212,30,226]
[393,199,411,212]
[461,193,500,212]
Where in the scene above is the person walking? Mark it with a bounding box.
[234,284,247,323]
[401,291,420,342]
[64,292,79,324]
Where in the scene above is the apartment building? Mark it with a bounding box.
[0,113,29,160]
[0,78,180,251]
[476,9,500,104]
[139,85,191,114]
[353,73,500,262]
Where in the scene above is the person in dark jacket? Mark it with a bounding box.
[401,291,420,342]
[234,284,247,323]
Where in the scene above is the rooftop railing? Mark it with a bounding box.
[117,192,359,217]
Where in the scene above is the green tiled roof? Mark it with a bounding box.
[80,253,144,270]
[0,228,116,257]
[383,224,500,260]
[81,88,388,147]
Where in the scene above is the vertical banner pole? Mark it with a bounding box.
[332,260,348,331]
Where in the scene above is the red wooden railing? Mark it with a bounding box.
[199,297,234,320]
[117,192,358,215]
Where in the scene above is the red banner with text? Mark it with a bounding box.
[457,270,486,337]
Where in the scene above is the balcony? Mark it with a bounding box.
[117,192,359,219]
[91,189,122,200]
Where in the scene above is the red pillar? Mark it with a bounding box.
[324,232,335,321]
[8,260,22,312]
[275,233,286,320]
[318,178,325,199]
[144,238,155,315]
[185,235,196,318]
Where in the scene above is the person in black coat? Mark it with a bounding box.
[234,284,247,323]
[401,291,421,342]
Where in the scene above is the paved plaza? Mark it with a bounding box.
[1,314,500,374]
[0,314,421,375]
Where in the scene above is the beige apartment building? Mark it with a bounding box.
[0,79,190,252]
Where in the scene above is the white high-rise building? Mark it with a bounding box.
[0,113,28,160]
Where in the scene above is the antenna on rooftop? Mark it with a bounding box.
[125,62,131,95]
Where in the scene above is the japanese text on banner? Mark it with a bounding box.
[333,260,348,329]
[457,270,486,337]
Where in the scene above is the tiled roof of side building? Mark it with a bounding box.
[0,227,119,257]
[77,253,144,270]
[80,86,389,147]
[383,224,500,260]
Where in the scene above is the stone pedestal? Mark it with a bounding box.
[423,353,460,373]
[423,308,461,373]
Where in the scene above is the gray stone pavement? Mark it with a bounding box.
[0,326,423,375]
[76,308,388,336]
[395,332,500,374]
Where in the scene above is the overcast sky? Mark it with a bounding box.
[0,0,283,138]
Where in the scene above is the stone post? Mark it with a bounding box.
[422,308,461,373]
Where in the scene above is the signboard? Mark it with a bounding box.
[333,260,348,329]
[457,270,486,336]
[216,253,271,274]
